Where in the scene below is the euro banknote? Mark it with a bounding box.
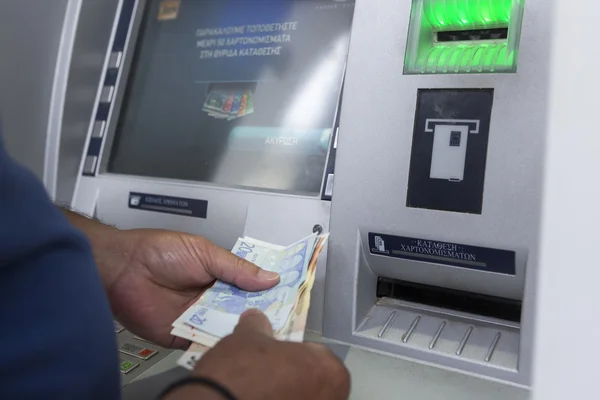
[174,233,328,370]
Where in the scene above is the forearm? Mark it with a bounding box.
[60,208,129,292]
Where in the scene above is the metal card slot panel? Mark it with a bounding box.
[370,309,423,344]
[355,301,519,371]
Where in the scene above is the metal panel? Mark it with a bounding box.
[357,298,520,372]
[74,175,331,332]
[0,0,69,184]
[324,0,550,386]
[45,0,82,200]
[55,0,121,204]
[120,331,528,400]
[72,0,346,333]
[532,0,600,398]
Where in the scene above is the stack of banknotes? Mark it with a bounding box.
[172,233,329,370]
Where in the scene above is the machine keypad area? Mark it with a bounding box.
[115,321,173,386]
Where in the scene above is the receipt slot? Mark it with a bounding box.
[427,119,480,182]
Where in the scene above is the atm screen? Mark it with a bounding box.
[107,0,355,195]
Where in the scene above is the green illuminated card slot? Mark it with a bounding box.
[404,0,525,75]
[436,28,508,43]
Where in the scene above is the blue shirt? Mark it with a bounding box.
[0,135,120,398]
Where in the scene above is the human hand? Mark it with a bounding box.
[164,309,351,400]
[105,229,280,348]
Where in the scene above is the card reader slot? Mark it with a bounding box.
[376,277,521,323]
[436,28,508,43]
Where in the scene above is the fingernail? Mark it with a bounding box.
[257,269,280,281]
[241,309,262,317]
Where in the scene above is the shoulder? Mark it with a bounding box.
[0,137,120,399]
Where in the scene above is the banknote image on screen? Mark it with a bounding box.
[201,82,257,121]
[107,0,356,195]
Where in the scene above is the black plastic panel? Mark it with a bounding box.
[376,277,521,323]
[406,89,494,214]
[436,28,508,42]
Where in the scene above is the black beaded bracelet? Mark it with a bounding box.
[159,376,238,400]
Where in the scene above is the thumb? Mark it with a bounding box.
[202,239,280,291]
[234,309,274,337]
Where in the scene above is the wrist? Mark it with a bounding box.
[61,209,131,291]
[162,384,224,400]
[90,228,132,292]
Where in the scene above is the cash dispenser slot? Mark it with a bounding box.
[376,277,522,323]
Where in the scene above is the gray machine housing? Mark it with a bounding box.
[324,0,550,387]
[33,0,548,389]
[0,0,114,204]
[69,0,339,384]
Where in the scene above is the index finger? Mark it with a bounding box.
[234,309,274,337]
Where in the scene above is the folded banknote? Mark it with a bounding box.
[174,233,328,370]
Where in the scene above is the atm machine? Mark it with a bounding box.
[63,0,549,398]
[70,0,353,388]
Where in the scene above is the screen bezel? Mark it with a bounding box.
[97,0,345,198]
